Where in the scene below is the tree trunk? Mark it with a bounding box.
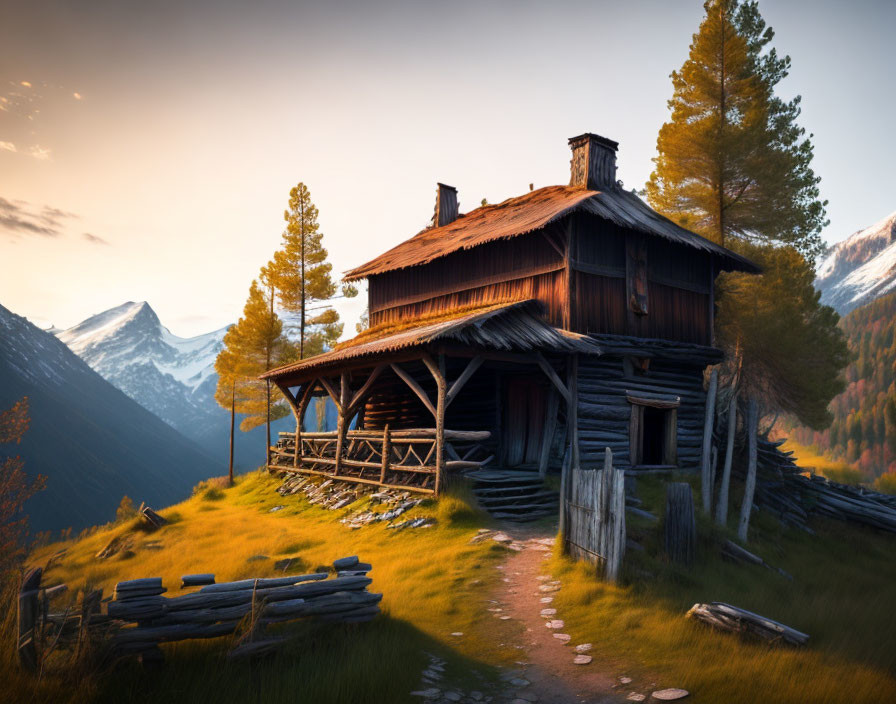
[229,382,235,486]
[299,199,306,360]
[737,398,759,542]
[715,392,737,525]
[700,367,719,513]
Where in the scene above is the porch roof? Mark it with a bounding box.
[260,300,601,382]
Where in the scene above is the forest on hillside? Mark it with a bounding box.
[786,293,896,481]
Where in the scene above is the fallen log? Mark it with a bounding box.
[686,602,808,646]
[722,540,793,580]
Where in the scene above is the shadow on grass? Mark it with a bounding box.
[94,615,500,704]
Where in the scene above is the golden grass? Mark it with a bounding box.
[10,472,515,703]
[546,474,896,704]
[780,439,863,485]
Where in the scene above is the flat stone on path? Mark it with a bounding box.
[539,596,554,603]
[573,654,593,665]
[539,608,557,617]
[509,677,530,687]
[620,676,632,684]
[574,643,592,653]
[552,633,571,642]
[545,619,564,629]
[538,584,560,593]
[626,694,647,702]
[651,689,689,701]
[410,689,440,698]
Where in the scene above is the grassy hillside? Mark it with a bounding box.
[4,471,895,704]
[785,292,896,488]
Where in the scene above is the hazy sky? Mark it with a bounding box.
[1,0,894,337]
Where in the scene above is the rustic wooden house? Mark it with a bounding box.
[263,133,759,519]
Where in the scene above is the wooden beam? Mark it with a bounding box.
[543,229,565,258]
[294,381,319,468]
[318,376,342,413]
[348,364,385,413]
[445,356,483,407]
[535,353,571,404]
[426,354,448,495]
[390,362,436,418]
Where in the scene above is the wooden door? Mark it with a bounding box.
[503,378,547,467]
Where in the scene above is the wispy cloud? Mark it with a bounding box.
[0,197,78,239]
[0,141,16,153]
[82,232,109,246]
[28,145,51,160]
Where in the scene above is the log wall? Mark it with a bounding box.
[576,353,707,470]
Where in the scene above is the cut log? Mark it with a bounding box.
[686,602,808,646]
[181,574,215,588]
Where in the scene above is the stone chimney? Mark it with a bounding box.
[568,133,618,190]
[433,183,459,227]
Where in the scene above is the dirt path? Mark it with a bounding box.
[469,525,621,704]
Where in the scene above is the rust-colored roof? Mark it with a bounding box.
[344,185,759,281]
[260,300,601,382]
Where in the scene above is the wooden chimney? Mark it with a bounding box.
[433,183,459,227]
[569,133,618,190]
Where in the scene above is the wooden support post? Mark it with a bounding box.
[379,425,391,485]
[422,354,447,496]
[567,354,579,469]
[348,364,385,413]
[538,387,559,478]
[535,352,571,403]
[700,367,719,513]
[737,398,759,543]
[665,482,696,565]
[715,393,737,526]
[333,372,350,477]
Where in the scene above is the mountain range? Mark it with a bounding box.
[815,210,896,315]
[0,303,219,532]
[54,302,294,470]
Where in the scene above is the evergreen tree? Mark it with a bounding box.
[715,245,849,429]
[265,183,357,359]
[646,0,826,262]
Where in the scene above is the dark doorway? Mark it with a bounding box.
[502,377,547,467]
[630,401,678,467]
[641,406,666,465]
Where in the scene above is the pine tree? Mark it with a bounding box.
[213,325,256,484]
[646,0,826,262]
[265,183,357,359]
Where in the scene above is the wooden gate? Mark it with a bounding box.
[563,449,626,582]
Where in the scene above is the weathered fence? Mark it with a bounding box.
[17,556,380,671]
[563,448,626,582]
[269,428,492,494]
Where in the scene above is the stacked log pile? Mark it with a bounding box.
[714,427,896,535]
[107,556,380,658]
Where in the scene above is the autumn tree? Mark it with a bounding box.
[265,182,357,359]
[214,279,295,467]
[213,325,256,484]
[646,0,826,262]
[0,397,45,575]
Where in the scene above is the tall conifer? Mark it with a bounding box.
[646,0,826,261]
[266,183,357,359]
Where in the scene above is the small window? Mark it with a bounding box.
[629,396,679,467]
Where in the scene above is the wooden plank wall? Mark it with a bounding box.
[576,355,706,469]
[368,224,566,327]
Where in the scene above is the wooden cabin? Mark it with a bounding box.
[263,133,759,519]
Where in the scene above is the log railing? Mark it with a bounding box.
[269,428,491,494]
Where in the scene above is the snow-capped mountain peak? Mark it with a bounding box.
[57,301,227,392]
[816,211,896,315]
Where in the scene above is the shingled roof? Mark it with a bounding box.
[261,300,601,382]
[344,185,759,281]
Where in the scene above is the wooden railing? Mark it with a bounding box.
[269,428,492,494]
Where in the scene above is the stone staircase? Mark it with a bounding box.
[467,469,559,522]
